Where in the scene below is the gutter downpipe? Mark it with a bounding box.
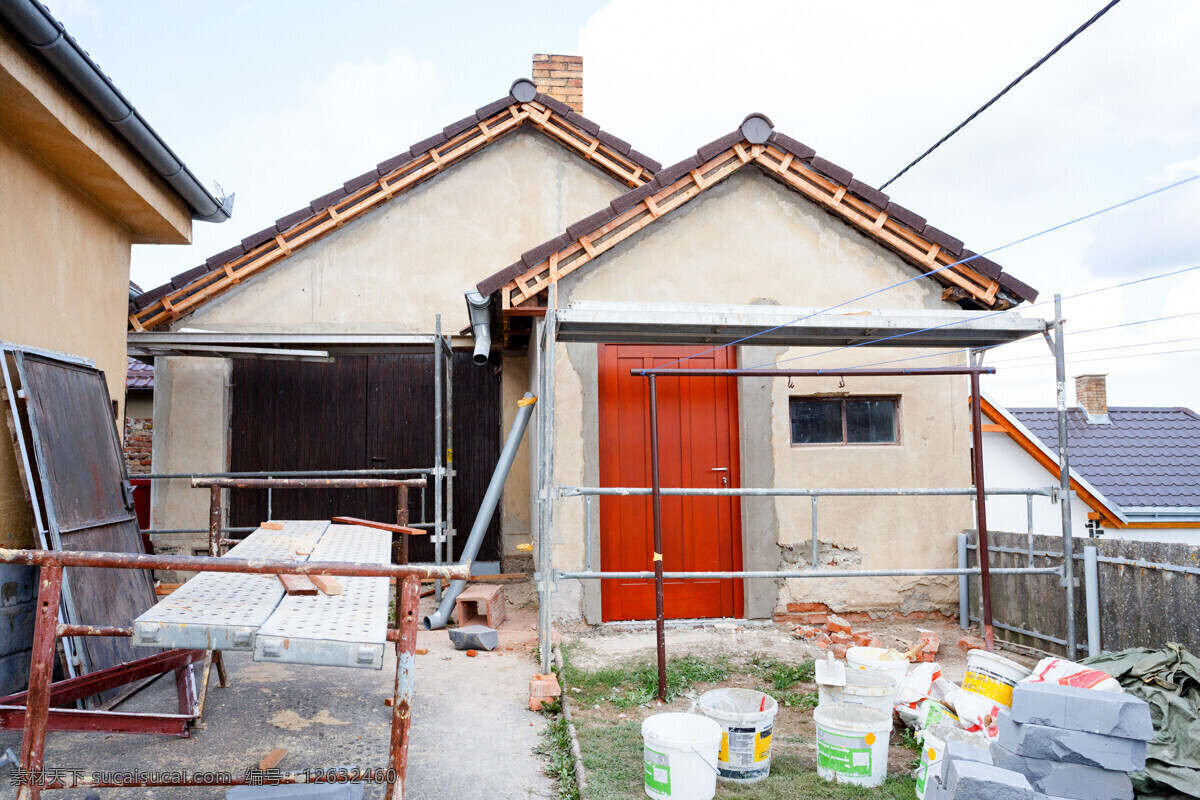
[423,392,537,630]
[465,291,492,366]
[0,0,233,222]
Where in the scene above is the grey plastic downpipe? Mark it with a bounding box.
[424,392,537,629]
[0,0,233,222]
[465,291,492,365]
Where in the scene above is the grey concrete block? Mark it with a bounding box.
[944,759,1041,799]
[990,741,1133,800]
[938,734,994,783]
[997,711,1145,772]
[925,774,951,799]
[1010,682,1153,741]
[448,624,498,651]
[227,783,364,799]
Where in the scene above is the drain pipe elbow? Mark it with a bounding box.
[465,291,492,366]
[424,392,538,630]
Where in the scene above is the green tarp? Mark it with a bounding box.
[1084,643,1200,799]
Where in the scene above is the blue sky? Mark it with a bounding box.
[50,0,1200,409]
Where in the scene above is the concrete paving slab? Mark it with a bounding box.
[997,711,1146,772]
[1009,682,1153,741]
[0,592,552,800]
[990,741,1133,800]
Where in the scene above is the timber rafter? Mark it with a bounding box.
[129,97,656,332]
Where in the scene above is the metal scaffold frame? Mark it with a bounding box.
[533,298,1082,690]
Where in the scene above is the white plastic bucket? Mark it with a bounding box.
[817,668,898,715]
[915,723,983,799]
[961,649,1031,708]
[697,688,778,782]
[846,646,910,690]
[813,702,892,787]
[642,712,723,800]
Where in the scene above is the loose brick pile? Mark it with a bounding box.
[123,417,152,474]
[925,681,1152,799]
[781,602,944,662]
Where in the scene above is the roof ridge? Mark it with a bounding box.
[478,113,1037,309]
[129,78,661,331]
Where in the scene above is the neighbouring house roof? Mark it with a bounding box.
[1010,407,1200,509]
[126,357,153,390]
[128,79,660,332]
[478,113,1038,312]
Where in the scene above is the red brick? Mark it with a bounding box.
[826,614,852,634]
[959,635,986,652]
[851,632,874,647]
[800,612,828,625]
[832,645,848,659]
[830,631,852,645]
[868,638,884,648]
[786,602,828,613]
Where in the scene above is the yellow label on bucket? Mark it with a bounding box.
[864,732,876,745]
[928,747,936,761]
[962,670,1015,707]
[754,728,772,761]
[719,732,729,763]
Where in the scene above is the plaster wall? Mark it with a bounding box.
[153,132,626,557]
[0,126,132,548]
[546,171,977,620]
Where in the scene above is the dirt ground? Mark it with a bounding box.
[560,617,1040,799]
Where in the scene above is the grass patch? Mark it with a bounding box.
[536,714,581,800]
[774,689,820,709]
[563,652,731,709]
[752,658,815,692]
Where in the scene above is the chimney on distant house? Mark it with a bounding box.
[533,54,582,113]
[1075,374,1110,424]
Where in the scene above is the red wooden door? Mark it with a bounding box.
[598,345,743,622]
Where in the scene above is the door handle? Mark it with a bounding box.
[710,467,728,471]
[711,467,729,487]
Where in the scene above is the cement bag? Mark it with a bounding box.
[947,688,1001,739]
[1022,657,1122,692]
[896,663,942,709]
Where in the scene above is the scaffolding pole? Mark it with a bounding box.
[1053,294,1079,659]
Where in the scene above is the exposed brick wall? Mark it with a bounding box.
[124,417,152,474]
[533,53,582,113]
[1075,373,1108,417]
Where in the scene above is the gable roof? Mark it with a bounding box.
[479,113,1037,312]
[1010,406,1200,509]
[126,357,153,390]
[128,79,660,332]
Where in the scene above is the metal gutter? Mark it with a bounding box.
[0,0,233,222]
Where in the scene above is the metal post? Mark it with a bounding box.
[433,316,443,603]
[1084,545,1101,656]
[969,369,995,651]
[386,574,421,800]
[17,562,62,800]
[585,495,593,573]
[538,301,559,676]
[648,375,667,702]
[958,533,969,630]
[810,496,819,569]
[445,333,455,563]
[1027,493,1035,567]
[397,484,410,566]
[208,485,221,557]
[1054,294,1078,660]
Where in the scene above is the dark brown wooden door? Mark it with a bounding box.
[230,354,501,562]
[598,345,743,622]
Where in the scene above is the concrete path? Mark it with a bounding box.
[0,592,553,799]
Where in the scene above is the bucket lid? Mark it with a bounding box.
[841,669,898,692]
[847,646,907,664]
[642,712,723,746]
[698,688,778,720]
[813,702,891,733]
[966,649,1030,674]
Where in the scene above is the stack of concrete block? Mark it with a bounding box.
[988,682,1153,800]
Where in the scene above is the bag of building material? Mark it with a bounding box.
[945,687,1002,739]
[1022,656,1122,693]
[898,697,960,732]
[894,662,957,711]
[1083,643,1200,798]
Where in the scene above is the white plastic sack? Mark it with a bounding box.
[1022,657,1122,692]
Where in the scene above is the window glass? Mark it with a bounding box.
[846,399,897,443]
[789,399,843,444]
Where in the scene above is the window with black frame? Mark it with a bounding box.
[789,396,898,445]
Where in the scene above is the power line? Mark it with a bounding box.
[880,0,1124,190]
[988,336,1200,364]
[752,261,1200,371]
[1001,345,1200,370]
[653,173,1197,372]
[817,304,1200,372]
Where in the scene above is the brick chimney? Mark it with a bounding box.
[1075,374,1109,424]
[533,54,582,113]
